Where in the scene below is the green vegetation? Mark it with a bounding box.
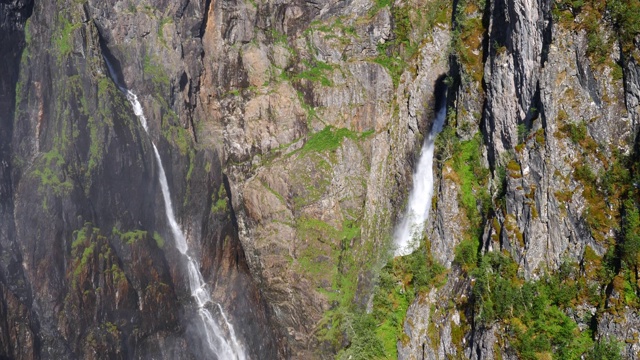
[330,244,445,359]
[435,127,490,271]
[158,17,173,45]
[470,251,628,359]
[607,0,640,53]
[153,232,165,248]
[298,126,373,156]
[373,48,406,88]
[162,120,191,156]
[53,15,81,59]
[452,134,491,226]
[420,0,451,32]
[473,254,595,359]
[450,126,640,359]
[211,184,228,213]
[586,337,623,360]
[563,120,588,144]
[143,54,170,89]
[370,0,451,87]
[112,227,148,245]
[451,0,487,83]
[269,29,288,45]
[553,0,640,62]
[295,60,333,86]
[370,0,392,14]
[33,150,73,198]
[71,223,103,279]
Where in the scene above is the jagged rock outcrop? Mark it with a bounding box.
[400,0,640,359]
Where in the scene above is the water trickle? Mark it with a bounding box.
[105,57,246,359]
[394,101,447,257]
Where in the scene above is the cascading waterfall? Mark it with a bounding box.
[394,100,447,257]
[105,58,245,359]
[151,144,245,359]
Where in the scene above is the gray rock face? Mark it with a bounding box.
[2,0,281,358]
[398,0,640,359]
[483,0,547,162]
[598,308,640,358]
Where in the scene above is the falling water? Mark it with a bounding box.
[151,144,245,359]
[105,58,246,359]
[394,101,447,257]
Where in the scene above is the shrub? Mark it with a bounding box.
[585,337,623,360]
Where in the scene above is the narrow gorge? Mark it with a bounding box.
[1,0,640,359]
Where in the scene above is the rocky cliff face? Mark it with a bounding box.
[2,0,640,359]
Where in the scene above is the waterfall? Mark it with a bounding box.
[394,101,447,257]
[105,59,246,359]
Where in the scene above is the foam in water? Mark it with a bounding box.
[105,54,246,359]
[127,91,149,132]
[394,102,447,257]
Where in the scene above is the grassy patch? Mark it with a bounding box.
[438,130,491,271]
[211,184,228,213]
[162,121,190,156]
[298,126,373,156]
[153,232,165,248]
[143,54,170,89]
[295,60,334,86]
[33,149,73,197]
[53,15,81,59]
[112,227,148,245]
[451,0,487,83]
[332,244,445,359]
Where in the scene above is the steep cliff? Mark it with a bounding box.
[2,0,281,358]
[401,0,640,359]
[2,0,640,358]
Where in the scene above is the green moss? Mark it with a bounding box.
[110,264,127,285]
[295,60,333,86]
[453,134,490,223]
[269,29,288,45]
[105,322,119,336]
[143,54,170,89]
[261,180,286,204]
[162,121,190,155]
[370,0,391,14]
[153,232,165,248]
[298,126,373,156]
[72,225,90,249]
[158,17,173,45]
[373,48,406,88]
[70,224,105,280]
[112,227,147,245]
[33,149,73,197]
[535,128,546,145]
[451,0,487,82]
[211,184,228,213]
[53,15,81,59]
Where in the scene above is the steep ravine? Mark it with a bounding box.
[2,0,640,359]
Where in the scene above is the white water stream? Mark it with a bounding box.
[394,102,447,257]
[106,59,246,359]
